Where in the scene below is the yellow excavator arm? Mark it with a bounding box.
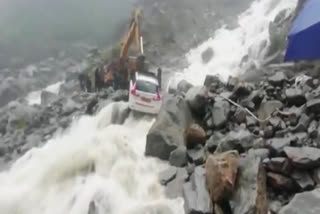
[120,8,143,64]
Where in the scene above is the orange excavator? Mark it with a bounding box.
[104,8,146,89]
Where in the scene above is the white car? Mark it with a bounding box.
[129,72,162,114]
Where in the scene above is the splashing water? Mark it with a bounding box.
[169,0,298,87]
[27,81,64,105]
[0,102,184,214]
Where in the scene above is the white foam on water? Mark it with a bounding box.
[0,102,184,214]
[169,0,298,88]
[27,81,64,105]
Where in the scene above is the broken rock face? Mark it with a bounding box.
[284,146,320,169]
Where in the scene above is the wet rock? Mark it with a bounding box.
[267,172,298,193]
[312,168,320,184]
[291,170,315,191]
[177,80,193,94]
[183,167,211,214]
[204,75,223,90]
[269,200,283,214]
[285,88,306,107]
[159,167,177,185]
[279,189,320,214]
[211,98,230,129]
[290,113,310,133]
[246,116,257,127]
[264,125,274,139]
[186,124,206,149]
[110,89,129,102]
[62,99,80,116]
[205,151,240,205]
[307,99,320,114]
[205,132,224,154]
[0,145,8,157]
[268,71,287,86]
[146,95,192,160]
[308,120,318,139]
[267,137,294,155]
[215,129,255,153]
[40,91,59,106]
[201,47,214,64]
[169,147,188,167]
[258,100,283,120]
[165,168,189,199]
[263,157,292,175]
[284,147,320,169]
[187,145,205,166]
[186,86,208,117]
[252,148,270,160]
[234,108,246,124]
[231,150,268,214]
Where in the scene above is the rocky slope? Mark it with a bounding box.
[147,64,320,213]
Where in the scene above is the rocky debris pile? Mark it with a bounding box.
[152,70,320,214]
[0,57,82,107]
[0,87,128,168]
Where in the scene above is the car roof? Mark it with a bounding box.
[136,72,159,85]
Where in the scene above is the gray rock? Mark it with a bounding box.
[201,47,214,64]
[284,147,320,169]
[185,86,207,116]
[307,99,320,114]
[267,137,294,155]
[205,132,224,154]
[290,113,310,133]
[187,146,205,166]
[146,95,192,160]
[252,148,270,160]
[204,75,222,89]
[62,99,80,116]
[216,129,255,153]
[279,189,320,214]
[308,120,318,139]
[264,125,274,139]
[267,172,298,193]
[40,91,59,106]
[285,88,306,107]
[263,157,292,175]
[169,147,188,167]
[234,108,246,124]
[258,100,283,120]
[291,170,315,191]
[183,167,211,214]
[269,200,283,214]
[232,151,268,214]
[165,168,189,199]
[211,98,230,128]
[268,72,287,86]
[159,167,177,185]
[242,90,264,110]
[177,80,193,94]
[312,168,320,184]
[110,90,129,102]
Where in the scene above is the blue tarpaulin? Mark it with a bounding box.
[285,0,320,61]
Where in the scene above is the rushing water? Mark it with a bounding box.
[0,0,299,214]
[169,0,298,87]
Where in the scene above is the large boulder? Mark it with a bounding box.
[285,88,306,107]
[183,167,211,214]
[215,129,255,153]
[146,95,193,160]
[279,189,320,214]
[258,100,283,120]
[185,86,208,117]
[268,71,287,86]
[211,97,230,129]
[205,151,239,210]
[231,151,268,214]
[169,147,188,167]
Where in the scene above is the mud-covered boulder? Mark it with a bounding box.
[146,95,193,160]
[279,189,320,214]
[186,124,206,149]
[231,151,268,214]
[205,151,239,206]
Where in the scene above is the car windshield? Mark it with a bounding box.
[136,80,158,94]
